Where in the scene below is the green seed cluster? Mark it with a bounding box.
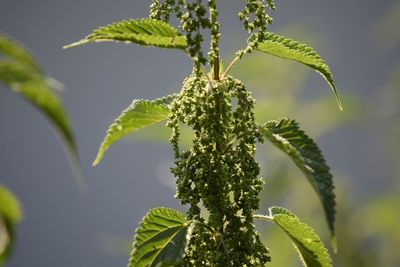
[149,0,177,21]
[150,0,211,70]
[208,0,220,73]
[150,1,275,266]
[237,0,275,57]
[167,76,270,266]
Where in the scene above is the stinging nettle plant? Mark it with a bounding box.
[65,1,342,266]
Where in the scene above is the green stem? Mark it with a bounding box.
[253,214,273,221]
[222,55,240,78]
[214,53,220,81]
[209,0,220,80]
[191,220,215,233]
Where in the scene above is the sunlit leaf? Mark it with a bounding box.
[260,118,336,238]
[128,207,190,267]
[93,94,175,166]
[264,206,332,267]
[64,18,187,50]
[256,32,342,110]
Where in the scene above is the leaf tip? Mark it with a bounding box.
[63,144,87,192]
[336,97,344,111]
[92,157,100,167]
[63,40,88,49]
[331,235,338,254]
[62,44,74,50]
[92,149,104,167]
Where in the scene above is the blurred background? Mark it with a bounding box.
[0,0,399,266]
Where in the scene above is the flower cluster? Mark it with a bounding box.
[238,0,275,57]
[168,76,269,266]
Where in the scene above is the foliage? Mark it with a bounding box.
[0,184,22,266]
[63,19,187,50]
[0,34,77,159]
[93,94,176,166]
[0,34,76,265]
[128,207,191,267]
[255,32,342,110]
[65,0,342,266]
[256,207,332,267]
[260,118,336,239]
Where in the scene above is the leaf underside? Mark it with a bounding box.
[260,118,336,237]
[0,34,78,166]
[93,94,176,166]
[269,206,332,267]
[64,18,187,50]
[256,32,342,110]
[0,184,22,265]
[128,207,190,267]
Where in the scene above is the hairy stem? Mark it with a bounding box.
[222,55,240,78]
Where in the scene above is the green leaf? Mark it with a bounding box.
[0,60,77,157]
[0,185,22,225]
[268,206,332,267]
[93,94,176,166]
[0,34,82,188]
[256,32,343,110]
[0,184,22,265]
[0,34,41,73]
[259,118,336,237]
[0,218,10,266]
[128,207,191,267]
[64,18,187,50]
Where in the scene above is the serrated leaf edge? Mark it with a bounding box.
[256,32,343,110]
[128,207,190,267]
[259,118,336,238]
[93,95,176,166]
[64,18,187,50]
[268,206,332,267]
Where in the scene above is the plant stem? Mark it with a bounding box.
[214,53,220,80]
[222,55,240,78]
[209,0,220,81]
[253,214,273,221]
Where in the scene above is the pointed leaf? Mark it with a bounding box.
[0,185,22,224]
[64,18,187,50]
[268,206,332,267]
[259,118,336,237]
[0,34,41,73]
[0,34,80,187]
[128,207,190,267]
[256,32,342,110]
[0,218,9,266]
[93,94,176,166]
[0,60,76,155]
[0,184,22,265]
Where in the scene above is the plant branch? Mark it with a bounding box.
[222,55,240,78]
[253,214,273,221]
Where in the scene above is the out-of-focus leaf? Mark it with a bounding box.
[0,184,22,265]
[0,34,80,186]
[0,34,41,72]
